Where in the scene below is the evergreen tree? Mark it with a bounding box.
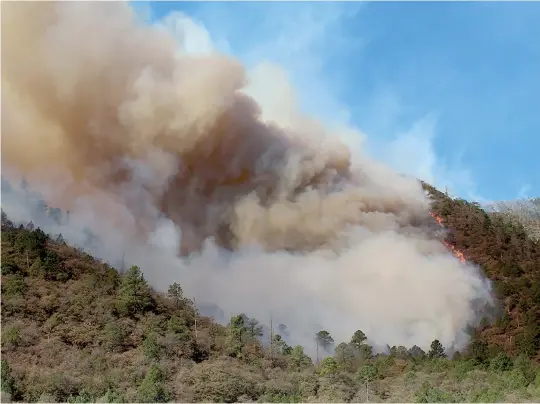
[350,330,367,349]
[315,330,334,362]
[167,282,184,309]
[428,339,446,359]
[137,365,169,402]
[115,266,155,316]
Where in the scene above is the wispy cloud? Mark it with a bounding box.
[517,184,532,200]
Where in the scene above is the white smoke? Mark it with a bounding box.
[1,1,494,357]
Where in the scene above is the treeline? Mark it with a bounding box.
[485,198,540,242]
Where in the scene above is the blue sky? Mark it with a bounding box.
[131,1,539,202]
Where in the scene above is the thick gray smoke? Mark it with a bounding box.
[1,1,494,356]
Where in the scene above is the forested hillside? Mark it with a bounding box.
[485,198,540,242]
[424,183,540,361]
[1,184,540,402]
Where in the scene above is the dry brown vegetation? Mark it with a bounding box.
[1,183,540,402]
[424,183,540,360]
[486,198,540,242]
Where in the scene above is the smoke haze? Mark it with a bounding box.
[1,1,494,355]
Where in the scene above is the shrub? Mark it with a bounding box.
[415,381,456,403]
[490,352,513,372]
[1,325,22,349]
[318,357,338,377]
[190,358,262,402]
[1,360,17,397]
[1,261,19,276]
[2,275,27,297]
[102,322,128,353]
[142,332,163,361]
[137,365,170,403]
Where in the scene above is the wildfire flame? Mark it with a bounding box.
[429,212,466,263]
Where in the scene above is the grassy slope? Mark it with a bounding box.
[1,185,540,403]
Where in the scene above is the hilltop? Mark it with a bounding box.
[1,183,540,403]
[485,198,540,242]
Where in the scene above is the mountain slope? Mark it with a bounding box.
[423,183,540,360]
[1,184,540,403]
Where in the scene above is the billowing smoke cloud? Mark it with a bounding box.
[1,1,494,355]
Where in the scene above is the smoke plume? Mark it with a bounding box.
[1,1,494,354]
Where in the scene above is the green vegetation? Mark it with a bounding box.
[1,183,540,402]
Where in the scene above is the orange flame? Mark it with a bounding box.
[442,240,466,263]
[429,211,444,226]
[429,212,466,263]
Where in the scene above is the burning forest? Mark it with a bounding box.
[1,1,494,353]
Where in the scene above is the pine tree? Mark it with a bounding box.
[315,330,334,362]
[428,339,446,359]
